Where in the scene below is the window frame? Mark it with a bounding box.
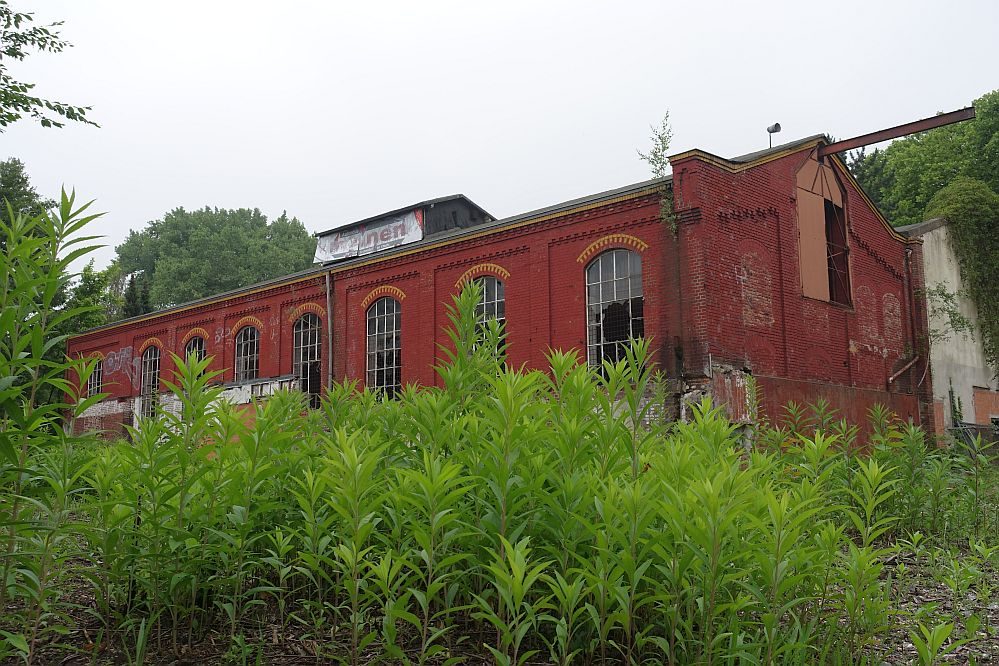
[87,358,103,397]
[139,345,160,419]
[234,326,260,382]
[365,296,402,398]
[824,200,851,306]
[292,313,322,408]
[584,248,645,368]
[184,335,207,364]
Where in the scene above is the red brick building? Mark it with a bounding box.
[68,135,935,436]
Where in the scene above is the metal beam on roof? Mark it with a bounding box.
[818,106,976,157]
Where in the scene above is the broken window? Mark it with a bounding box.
[293,313,322,408]
[184,336,206,364]
[87,359,103,397]
[366,297,401,398]
[797,156,851,305]
[474,276,506,355]
[140,346,160,419]
[585,249,644,368]
[234,326,259,382]
[825,201,851,305]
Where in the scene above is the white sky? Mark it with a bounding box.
[2,0,996,269]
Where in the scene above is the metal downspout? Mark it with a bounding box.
[325,271,334,387]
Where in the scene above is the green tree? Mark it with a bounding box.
[61,260,124,331]
[1,157,54,223]
[121,273,146,319]
[115,207,317,310]
[849,89,999,227]
[923,177,999,376]
[0,1,96,130]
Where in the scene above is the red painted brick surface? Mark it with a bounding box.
[973,387,999,426]
[68,141,935,438]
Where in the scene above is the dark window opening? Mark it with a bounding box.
[234,326,260,382]
[366,297,401,398]
[184,336,206,364]
[825,200,851,306]
[585,249,644,368]
[140,346,160,419]
[87,359,103,397]
[293,313,322,408]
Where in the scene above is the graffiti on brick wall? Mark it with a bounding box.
[103,345,140,387]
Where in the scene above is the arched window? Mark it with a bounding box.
[474,275,505,328]
[140,346,160,419]
[585,249,644,367]
[234,326,259,382]
[184,336,206,363]
[87,358,103,397]
[293,313,322,408]
[366,297,401,398]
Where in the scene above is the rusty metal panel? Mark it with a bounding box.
[711,366,752,423]
[796,188,830,301]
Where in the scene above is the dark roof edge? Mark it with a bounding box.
[70,175,670,341]
[897,217,948,237]
[728,134,829,163]
[314,194,494,238]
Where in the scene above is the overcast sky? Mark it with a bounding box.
[2,0,996,269]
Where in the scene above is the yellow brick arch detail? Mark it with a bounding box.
[361,285,406,310]
[576,233,649,264]
[454,262,511,288]
[180,327,209,347]
[287,302,327,324]
[231,315,264,334]
[138,337,164,354]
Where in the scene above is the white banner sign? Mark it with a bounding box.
[314,209,424,263]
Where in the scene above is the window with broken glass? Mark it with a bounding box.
[87,359,103,397]
[585,249,644,368]
[184,336,206,363]
[293,313,322,408]
[366,297,401,399]
[234,326,260,382]
[825,200,851,306]
[139,346,160,419]
[474,275,506,352]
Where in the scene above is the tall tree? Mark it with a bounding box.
[1,157,54,222]
[115,207,317,310]
[121,274,144,319]
[849,89,999,227]
[61,260,124,332]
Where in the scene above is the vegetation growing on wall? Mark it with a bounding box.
[924,177,999,377]
[637,112,677,233]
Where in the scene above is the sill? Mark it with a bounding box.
[801,294,855,313]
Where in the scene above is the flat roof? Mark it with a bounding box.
[314,194,494,238]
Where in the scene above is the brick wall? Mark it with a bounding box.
[973,387,999,426]
[670,143,934,434]
[67,139,936,438]
[68,190,674,433]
